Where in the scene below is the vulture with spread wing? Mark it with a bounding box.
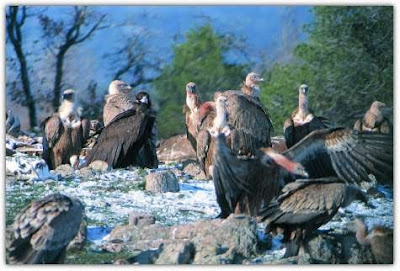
[283,128,393,186]
[42,89,90,170]
[347,217,393,264]
[260,177,370,258]
[84,91,156,169]
[284,84,329,149]
[6,193,84,264]
[354,101,392,134]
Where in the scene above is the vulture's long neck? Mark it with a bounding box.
[186,92,201,112]
[213,101,228,131]
[59,100,77,122]
[242,82,260,98]
[365,106,384,126]
[298,93,309,118]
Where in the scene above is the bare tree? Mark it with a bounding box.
[6,6,37,128]
[105,19,162,88]
[39,6,107,110]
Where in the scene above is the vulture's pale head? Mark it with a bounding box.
[63,89,76,102]
[260,147,309,178]
[370,101,386,111]
[186,82,197,94]
[109,80,133,95]
[298,84,309,95]
[215,96,227,107]
[245,72,264,87]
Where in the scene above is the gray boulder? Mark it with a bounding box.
[145,171,179,193]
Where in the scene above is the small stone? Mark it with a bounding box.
[54,164,75,177]
[183,162,207,180]
[145,171,180,193]
[89,160,111,172]
[129,211,156,227]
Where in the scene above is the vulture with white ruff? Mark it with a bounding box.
[42,89,90,170]
[6,193,84,264]
[284,84,329,149]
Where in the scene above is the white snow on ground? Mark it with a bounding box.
[5,154,394,263]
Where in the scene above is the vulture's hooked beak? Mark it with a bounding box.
[123,84,133,92]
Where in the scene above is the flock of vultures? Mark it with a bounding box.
[6,72,393,264]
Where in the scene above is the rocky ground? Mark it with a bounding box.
[5,134,394,264]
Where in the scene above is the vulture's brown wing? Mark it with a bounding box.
[283,128,393,185]
[261,177,346,226]
[7,194,83,264]
[41,115,64,169]
[222,91,272,155]
[85,108,155,168]
[103,94,135,126]
[196,129,211,175]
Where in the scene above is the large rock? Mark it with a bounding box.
[102,214,258,264]
[307,232,375,264]
[145,171,180,193]
[157,134,196,163]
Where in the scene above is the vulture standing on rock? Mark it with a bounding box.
[84,91,156,169]
[347,217,393,264]
[260,177,370,258]
[103,80,134,126]
[42,89,90,170]
[6,193,84,264]
[284,84,329,149]
[354,101,392,134]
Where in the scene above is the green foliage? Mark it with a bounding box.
[262,6,393,133]
[153,24,247,138]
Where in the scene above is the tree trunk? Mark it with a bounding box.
[15,45,37,128]
[52,48,67,111]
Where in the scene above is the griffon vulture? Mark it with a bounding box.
[241,72,264,98]
[354,101,392,134]
[84,91,156,169]
[260,177,370,258]
[347,217,393,264]
[6,193,84,264]
[184,82,215,152]
[103,80,134,126]
[284,84,329,149]
[42,89,90,170]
